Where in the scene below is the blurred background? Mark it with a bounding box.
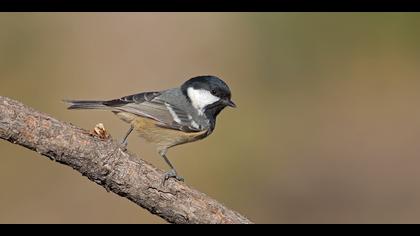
[1,13,420,223]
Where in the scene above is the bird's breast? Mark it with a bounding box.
[116,112,209,150]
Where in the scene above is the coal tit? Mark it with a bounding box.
[65,75,236,182]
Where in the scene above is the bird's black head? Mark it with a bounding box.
[181,75,236,120]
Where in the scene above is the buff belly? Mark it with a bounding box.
[114,111,208,151]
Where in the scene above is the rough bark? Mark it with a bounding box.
[0,96,252,224]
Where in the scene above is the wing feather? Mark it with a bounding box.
[103,91,201,132]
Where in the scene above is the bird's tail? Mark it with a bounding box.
[63,100,108,110]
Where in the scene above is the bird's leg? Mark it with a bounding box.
[159,150,184,184]
[120,126,134,151]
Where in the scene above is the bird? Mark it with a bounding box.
[64,75,236,183]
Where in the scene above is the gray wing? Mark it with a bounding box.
[103,91,202,132]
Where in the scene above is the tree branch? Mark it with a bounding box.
[0,96,252,224]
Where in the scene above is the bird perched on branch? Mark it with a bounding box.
[65,75,236,183]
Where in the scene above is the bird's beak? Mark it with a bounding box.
[226,99,236,108]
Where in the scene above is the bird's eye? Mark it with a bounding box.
[211,89,217,95]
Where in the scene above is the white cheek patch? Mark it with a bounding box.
[187,87,220,115]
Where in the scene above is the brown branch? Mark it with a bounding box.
[0,96,252,224]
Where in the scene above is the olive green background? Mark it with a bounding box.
[1,13,420,223]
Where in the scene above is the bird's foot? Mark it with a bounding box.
[119,140,128,152]
[162,169,184,185]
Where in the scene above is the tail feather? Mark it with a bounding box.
[63,100,108,110]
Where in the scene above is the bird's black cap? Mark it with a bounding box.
[181,75,235,108]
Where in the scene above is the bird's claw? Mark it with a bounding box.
[162,169,184,185]
[119,140,128,151]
